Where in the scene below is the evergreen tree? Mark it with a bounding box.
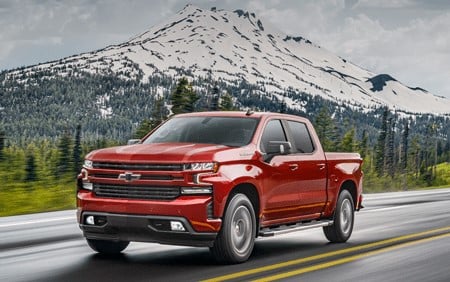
[210,85,220,111]
[150,97,167,129]
[359,130,368,159]
[386,117,396,178]
[219,93,236,111]
[340,128,356,152]
[314,106,337,151]
[375,108,389,175]
[73,124,82,175]
[170,77,199,114]
[280,99,287,113]
[24,153,37,181]
[57,129,72,174]
[134,119,152,139]
[409,136,421,178]
[401,119,409,170]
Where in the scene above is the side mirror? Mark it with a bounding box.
[267,141,292,155]
[127,139,141,145]
[264,141,292,162]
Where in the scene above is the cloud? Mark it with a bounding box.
[354,0,415,9]
[321,9,450,96]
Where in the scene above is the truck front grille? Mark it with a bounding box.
[93,184,180,200]
[92,162,183,171]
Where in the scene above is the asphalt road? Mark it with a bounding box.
[1,188,449,282]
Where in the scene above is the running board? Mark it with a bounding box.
[259,220,333,237]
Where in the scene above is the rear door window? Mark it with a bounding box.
[286,120,315,153]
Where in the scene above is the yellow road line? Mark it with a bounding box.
[253,233,450,282]
[201,226,450,282]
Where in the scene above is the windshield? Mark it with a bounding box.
[143,116,259,147]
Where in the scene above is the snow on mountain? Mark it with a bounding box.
[6,4,450,115]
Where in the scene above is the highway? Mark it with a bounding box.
[1,188,449,282]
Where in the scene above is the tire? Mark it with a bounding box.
[323,189,354,243]
[87,239,129,255]
[210,193,256,264]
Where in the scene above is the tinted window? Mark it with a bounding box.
[260,120,287,152]
[143,117,258,147]
[286,121,314,153]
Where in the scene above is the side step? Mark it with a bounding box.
[259,220,333,237]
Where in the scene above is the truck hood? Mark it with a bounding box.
[86,143,232,163]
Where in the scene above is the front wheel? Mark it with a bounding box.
[323,189,355,243]
[86,239,129,255]
[210,193,256,264]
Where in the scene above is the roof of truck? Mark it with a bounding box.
[173,111,308,120]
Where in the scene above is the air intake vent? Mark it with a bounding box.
[93,184,180,200]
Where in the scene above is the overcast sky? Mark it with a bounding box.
[1,0,449,99]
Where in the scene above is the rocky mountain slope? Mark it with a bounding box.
[6,4,450,115]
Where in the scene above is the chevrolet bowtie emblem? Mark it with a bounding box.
[118,172,141,182]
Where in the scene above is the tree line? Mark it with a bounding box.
[1,75,449,192]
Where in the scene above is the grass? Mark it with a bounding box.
[0,177,76,217]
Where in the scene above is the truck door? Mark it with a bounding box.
[284,120,327,217]
[260,119,302,221]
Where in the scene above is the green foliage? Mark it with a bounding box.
[359,130,368,159]
[340,128,356,152]
[24,153,37,181]
[279,99,287,113]
[210,85,220,111]
[134,119,152,139]
[313,106,338,151]
[219,93,237,111]
[0,142,76,216]
[170,77,199,114]
[0,129,4,161]
[56,129,72,174]
[150,96,168,128]
[375,107,388,175]
[73,124,82,175]
[133,97,168,139]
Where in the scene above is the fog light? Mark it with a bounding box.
[82,182,93,190]
[170,221,186,232]
[86,216,95,225]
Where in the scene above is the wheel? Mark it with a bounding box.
[210,193,256,264]
[86,239,129,255]
[323,189,354,243]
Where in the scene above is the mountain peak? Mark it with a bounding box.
[5,5,450,115]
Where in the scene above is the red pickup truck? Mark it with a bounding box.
[77,111,363,263]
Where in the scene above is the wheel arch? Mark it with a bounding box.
[339,180,358,209]
[227,183,260,234]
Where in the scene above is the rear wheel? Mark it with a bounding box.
[210,193,256,264]
[86,239,129,255]
[323,189,354,243]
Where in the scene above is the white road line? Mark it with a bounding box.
[0,216,75,228]
[364,188,450,201]
[363,205,412,213]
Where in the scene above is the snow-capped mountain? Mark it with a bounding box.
[7,4,450,115]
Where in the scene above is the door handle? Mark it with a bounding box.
[317,163,326,170]
[289,164,299,171]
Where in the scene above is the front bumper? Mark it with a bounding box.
[79,212,217,247]
[77,191,222,247]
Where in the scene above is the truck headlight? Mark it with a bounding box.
[184,162,218,172]
[83,159,93,169]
